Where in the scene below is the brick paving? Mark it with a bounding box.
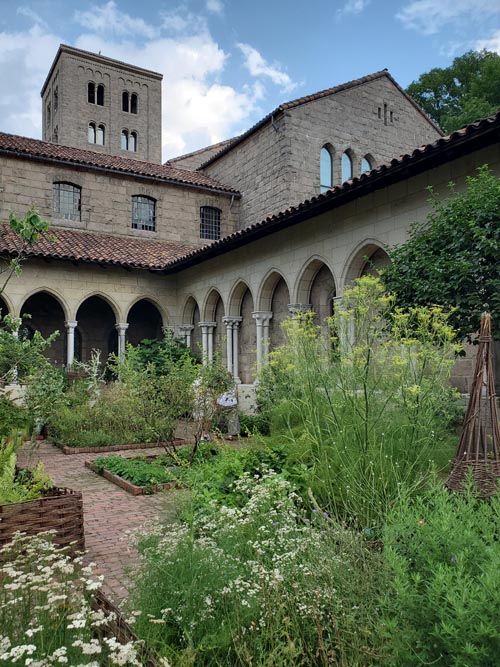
[17,441,184,603]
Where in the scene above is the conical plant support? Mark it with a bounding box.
[447,312,500,495]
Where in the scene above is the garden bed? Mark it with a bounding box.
[55,438,187,455]
[85,455,185,496]
[0,486,84,553]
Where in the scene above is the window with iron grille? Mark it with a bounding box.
[53,182,81,221]
[132,195,156,231]
[200,206,221,240]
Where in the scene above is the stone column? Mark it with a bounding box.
[252,312,273,371]
[199,321,216,363]
[232,318,242,382]
[65,320,78,367]
[223,316,242,381]
[115,322,129,356]
[178,324,194,348]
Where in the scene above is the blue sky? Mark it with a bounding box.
[1,0,500,160]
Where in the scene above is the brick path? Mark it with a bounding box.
[17,441,184,603]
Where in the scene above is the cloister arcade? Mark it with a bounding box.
[3,243,391,386]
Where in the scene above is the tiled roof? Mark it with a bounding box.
[0,133,239,195]
[164,111,500,272]
[198,70,443,169]
[0,224,191,270]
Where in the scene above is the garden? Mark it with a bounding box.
[2,170,500,666]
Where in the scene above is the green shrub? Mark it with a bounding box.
[0,394,28,438]
[239,413,270,436]
[258,276,459,529]
[382,480,500,666]
[93,454,177,487]
[130,471,387,667]
[0,432,52,504]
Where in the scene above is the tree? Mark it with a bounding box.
[406,50,500,133]
[383,166,500,342]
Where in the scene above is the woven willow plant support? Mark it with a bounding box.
[447,312,500,495]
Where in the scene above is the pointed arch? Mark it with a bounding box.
[125,296,167,326]
[202,287,224,321]
[293,256,337,305]
[76,294,118,362]
[342,239,392,289]
[20,286,70,320]
[182,295,199,324]
[126,298,165,346]
[20,290,67,365]
[257,269,290,311]
[74,291,121,322]
[227,280,254,317]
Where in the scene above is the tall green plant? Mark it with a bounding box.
[259,276,459,528]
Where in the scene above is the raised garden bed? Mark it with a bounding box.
[85,455,184,496]
[0,486,84,553]
[55,438,186,455]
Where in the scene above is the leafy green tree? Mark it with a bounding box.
[406,50,500,133]
[383,166,500,341]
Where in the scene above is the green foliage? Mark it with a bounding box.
[239,413,271,436]
[0,432,52,504]
[0,394,28,438]
[384,165,500,341]
[258,276,458,529]
[406,50,500,132]
[23,365,67,435]
[130,332,199,373]
[130,471,387,667]
[382,480,500,666]
[93,454,177,487]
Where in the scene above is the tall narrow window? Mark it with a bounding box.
[54,87,58,112]
[88,82,95,104]
[96,124,105,145]
[129,131,137,152]
[121,130,128,150]
[200,206,221,240]
[53,126,58,144]
[53,182,81,221]
[97,84,104,106]
[361,156,372,174]
[131,93,138,114]
[46,102,51,127]
[132,195,156,231]
[122,91,129,112]
[320,146,333,193]
[88,122,96,144]
[341,151,353,183]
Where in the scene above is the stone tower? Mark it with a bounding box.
[41,44,163,163]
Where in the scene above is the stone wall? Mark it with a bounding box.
[0,154,239,247]
[42,47,163,163]
[202,75,441,229]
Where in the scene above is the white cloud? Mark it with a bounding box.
[0,3,298,160]
[206,0,224,15]
[237,43,297,93]
[338,0,370,17]
[74,1,158,40]
[397,0,500,35]
[476,29,500,53]
[17,6,49,29]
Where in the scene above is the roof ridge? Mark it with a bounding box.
[0,132,240,195]
[167,136,240,164]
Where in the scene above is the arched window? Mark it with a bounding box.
[129,131,137,152]
[132,195,156,232]
[53,182,81,221]
[131,93,138,114]
[54,86,58,112]
[121,129,128,150]
[320,146,333,193]
[88,122,96,144]
[361,155,372,174]
[122,91,129,112]
[88,82,95,104]
[96,84,104,106]
[341,151,353,183]
[200,206,221,240]
[96,124,105,145]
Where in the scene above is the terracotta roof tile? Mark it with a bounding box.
[0,133,239,194]
[165,111,500,272]
[0,224,191,270]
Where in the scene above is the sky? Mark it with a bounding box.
[1,0,500,161]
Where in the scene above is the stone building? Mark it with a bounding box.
[1,44,498,405]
